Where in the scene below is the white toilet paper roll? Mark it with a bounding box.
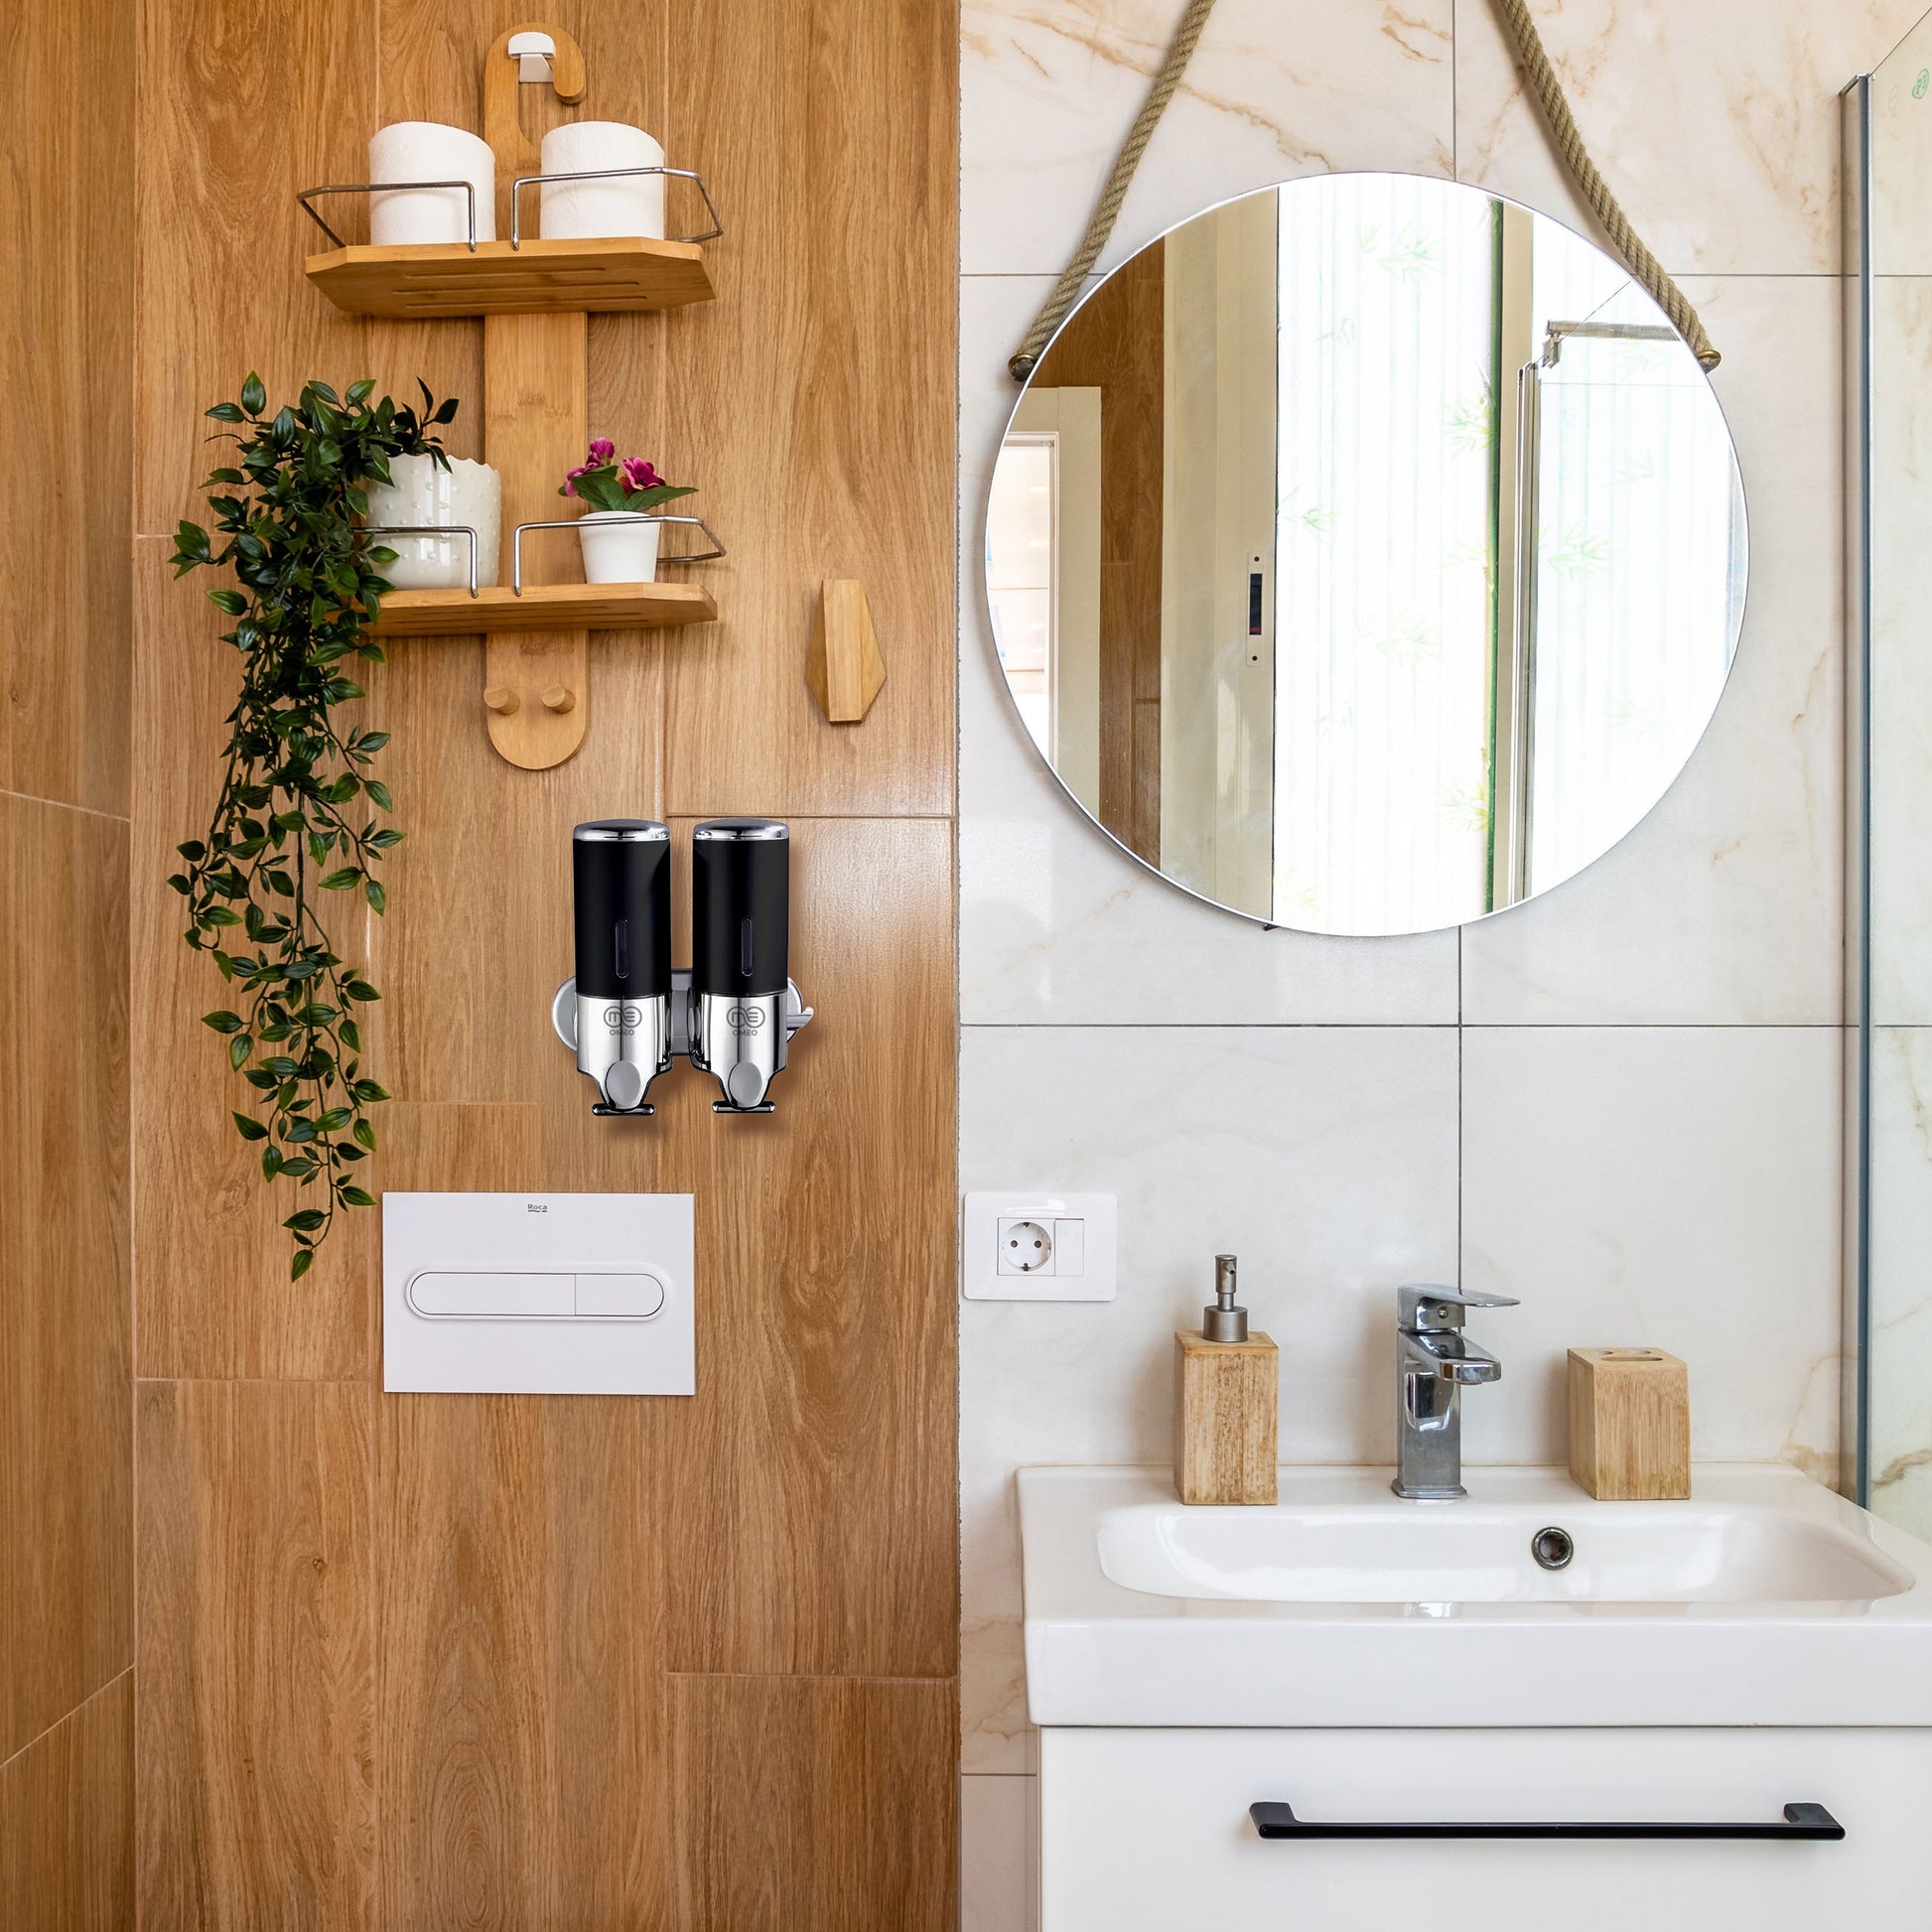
[369,122,496,247]
[539,121,666,241]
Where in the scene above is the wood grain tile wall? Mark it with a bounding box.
[0,0,136,1911]
[129,1,958,1924]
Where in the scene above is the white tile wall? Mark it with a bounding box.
[957,2,1925,1922]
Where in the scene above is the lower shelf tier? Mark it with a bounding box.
[371,581,717,636]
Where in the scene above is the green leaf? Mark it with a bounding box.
[351,1118,376,1151]
[345,980,381,1003]
[232,1112,269,1141]
[283,1208,327,1233]
[206,588,248,616]
[240,372,266,415]
[289,1248,314,1282]
[202,1009,244,1034]
[350,1079,390,1104]
[261,1145,284,1179]
[319,867,360,891]
[227,1034,251,1070]
[206,401,245,423]
[362,879,386,914]
[339,1184,376,1208]
[364,779,393,811]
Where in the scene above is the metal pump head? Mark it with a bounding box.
[1202,1253,1249,1342]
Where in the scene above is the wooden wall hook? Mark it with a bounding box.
[541,684,577,713]
[806,578,886,724]
[483,685,519,715]
[481,28,593,772]
[483,22,588,239]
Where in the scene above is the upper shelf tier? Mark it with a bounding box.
[306,236,713,318]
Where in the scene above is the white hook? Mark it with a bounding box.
[505,30,556,84]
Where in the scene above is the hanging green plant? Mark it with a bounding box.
[169,371,458,1279]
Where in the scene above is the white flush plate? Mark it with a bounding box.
[963,1191,1117,1302]
[383,1191,694,1395]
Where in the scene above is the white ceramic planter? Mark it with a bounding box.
[539,121,666,239]
[363,455,501,590]
[369,122,496,246]
[577,511,661,585]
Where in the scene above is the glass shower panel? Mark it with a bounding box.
[1851,6,1932,1528]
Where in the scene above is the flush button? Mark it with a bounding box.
[575,1271,666,1319]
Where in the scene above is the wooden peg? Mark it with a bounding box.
[483,685,519,715]
[541,684,577,713]
[806,577,886,723]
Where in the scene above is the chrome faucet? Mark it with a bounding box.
[1392,1285,1519,1500]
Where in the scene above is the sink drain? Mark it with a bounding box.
[1530,1525,1575,1571]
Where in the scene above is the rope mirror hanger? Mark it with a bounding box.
[1007,0,1720,381]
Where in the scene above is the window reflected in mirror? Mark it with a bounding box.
[986,175,1747,936]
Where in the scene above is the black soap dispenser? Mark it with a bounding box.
[571,818,673,1113]
[688,817,794,1112]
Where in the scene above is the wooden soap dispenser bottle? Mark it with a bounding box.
[1173,1255,1279,1506]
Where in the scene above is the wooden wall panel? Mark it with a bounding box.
[0,794,131,1763]
[1033,241,1166,865]
[378,1395,674,1925]
[134,0,374,534]
[131,546,377,1380]
[0,1672,135,1932]
[662,817,958,1680]
[137,1381,375,1930]
[133,0,958,1923]
[0,0,134,815]
[660,0,958,818]
[671,1674,956,1932]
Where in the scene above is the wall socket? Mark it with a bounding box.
[964,1193,1116,1302]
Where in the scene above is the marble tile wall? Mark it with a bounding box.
[957,3,1928,1925]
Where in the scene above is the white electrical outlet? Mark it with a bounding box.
[997,1217,1055,1275]
[964,1193,1116,1302]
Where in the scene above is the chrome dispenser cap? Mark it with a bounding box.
[693,818,787,842]
[1202,1253,1249,1343]
[574,819,669,843]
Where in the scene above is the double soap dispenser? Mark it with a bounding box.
[552,816,813,1115]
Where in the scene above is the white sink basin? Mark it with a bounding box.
[1021,1465,1932,1727]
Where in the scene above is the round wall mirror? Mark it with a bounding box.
[984,174,1747,936]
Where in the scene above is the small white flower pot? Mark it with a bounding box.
[368,122,496,246]
[577,511,661,585]
[539,121,666,239]
[363,455,501,590]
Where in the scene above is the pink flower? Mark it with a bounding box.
[562,464,588,498]
[620,457,662,494]
[587,437,616,465]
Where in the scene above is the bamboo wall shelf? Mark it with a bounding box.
[290,21,728,765]
[306,236,712,318]
[372,581,716,636]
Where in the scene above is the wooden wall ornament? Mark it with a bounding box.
[807,578,886,724]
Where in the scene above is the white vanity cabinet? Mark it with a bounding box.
[1038,1725,1932,1932]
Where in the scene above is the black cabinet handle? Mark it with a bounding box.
[1250,1801,1844,1842]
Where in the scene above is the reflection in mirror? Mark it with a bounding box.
[986,175,1747,936]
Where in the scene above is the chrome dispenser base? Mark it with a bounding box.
[551,969,813,1116]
